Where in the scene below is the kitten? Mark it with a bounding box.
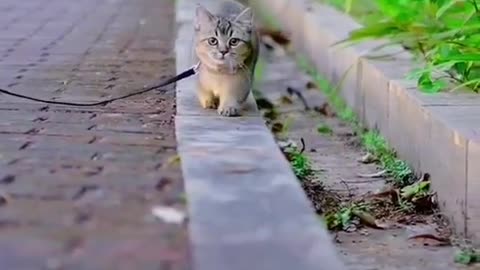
[193,1,259,117]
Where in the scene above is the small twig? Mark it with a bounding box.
[408,234,450,245]
[357,169,387,178]
[445,70,463,83]
[339,177,353,198]
[417,42,427,59]
[333,232,342,243]
[299,138,306,154]
[436,75,462,83]
[343,178,385,184]
[286,86,310,110]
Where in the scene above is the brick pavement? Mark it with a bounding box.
[0,0,190,269]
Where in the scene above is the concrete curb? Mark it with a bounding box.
[252,0,480,243]
[174,0,346,269]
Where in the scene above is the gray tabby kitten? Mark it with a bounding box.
[194,1,259,117]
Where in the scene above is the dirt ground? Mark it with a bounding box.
[256,35,478,269]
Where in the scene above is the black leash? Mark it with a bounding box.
[0,65,197,107]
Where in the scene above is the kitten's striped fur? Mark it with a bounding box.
[193,1,258,117]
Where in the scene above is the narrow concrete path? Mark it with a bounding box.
[175,1,346,270]
[0,0,190,269]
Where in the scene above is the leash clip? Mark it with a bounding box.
[192,62,200,74]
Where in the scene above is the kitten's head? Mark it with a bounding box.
[194,4,254,73]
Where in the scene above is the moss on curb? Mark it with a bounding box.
[253,1,415,186]
[296,55,415,186]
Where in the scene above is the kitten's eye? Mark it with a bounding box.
[207,37,218,46]
[229,38,240,46]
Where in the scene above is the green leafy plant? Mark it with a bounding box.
[398,180,435,212]
[455,248,480,265]
[291,153,312,180]
[330,0,480,93]
[400,180,430,200]
[282,144,313,181]
[325,206,355,230]
[325,202,369,230]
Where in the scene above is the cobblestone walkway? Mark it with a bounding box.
[0,0,190,269]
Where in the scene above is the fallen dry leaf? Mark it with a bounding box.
[255,97,274,110]
[314,102,336,117]
[260,36,287,56]
[271,122,284,134]
[306,81,317,89]
[262,109,278,120]
[358,153,377,164]
[155,176,173,192]
[164,155,181,168]
[0,174,15,184]
[151,206,186,224]
[0,190,11,206]
[369,187,400,205]
[279,95,293,104]
[408,233,450,246]
[352,209,385,230]
[412,193,437,212]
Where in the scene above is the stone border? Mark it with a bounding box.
[252,0,480,243]
[174,0,346,269]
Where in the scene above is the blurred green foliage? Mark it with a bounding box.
[323,0,480,93]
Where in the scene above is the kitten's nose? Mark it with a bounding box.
[219,49,229,56]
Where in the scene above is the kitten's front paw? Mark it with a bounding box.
[217,105,240,117]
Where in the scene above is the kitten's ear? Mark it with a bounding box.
[234,7,254,25]
[195,4,215,31]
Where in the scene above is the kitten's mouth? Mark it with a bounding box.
[212,56,230,64]
[207,58,238,73]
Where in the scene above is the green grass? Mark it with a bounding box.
[297,55,414,186]
[252,57,313,181]
[286,146,313,181]
[317,123,333,135]
[361,131,414,186]
[297,57,358,125]
[455,248,480,265]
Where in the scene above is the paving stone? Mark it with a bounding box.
[0,0,190,268]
